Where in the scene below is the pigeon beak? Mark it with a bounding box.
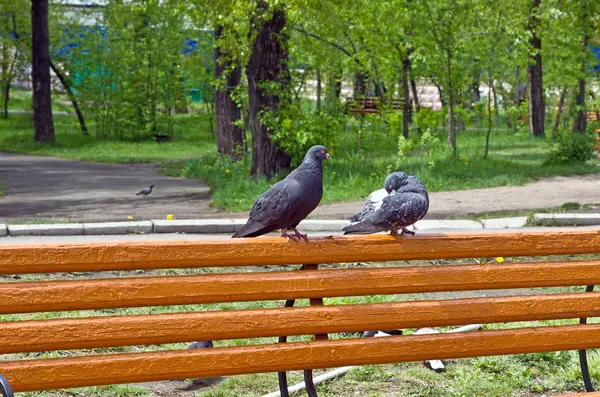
[325,153,331,160]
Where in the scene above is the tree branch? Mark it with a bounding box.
[293,26,353,57]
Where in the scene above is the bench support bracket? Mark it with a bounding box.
[277,264,325,397]
[579,284,596,392]
[0,373,14,397]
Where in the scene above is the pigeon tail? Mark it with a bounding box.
[232,221,274,238]
[342,220,383,235]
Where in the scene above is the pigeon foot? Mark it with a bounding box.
[292,228,309,243]
[281,229,299,242]
[401,228,415,236]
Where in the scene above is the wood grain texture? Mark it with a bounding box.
[2,229,600,274]
[2,260,600,314]
[1,293,600,354]
[3,324,600,392]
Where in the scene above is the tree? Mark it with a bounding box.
[214,25,244,160]
[246,1,291,177]
[527,0,545,137]
[31,0,55,143]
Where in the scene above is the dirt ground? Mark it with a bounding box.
[1,152,599,222]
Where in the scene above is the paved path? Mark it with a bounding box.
[312,173,600,219]
[1,152,599,222]
[0,153,237,222]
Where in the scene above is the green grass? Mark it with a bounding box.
[5,256,600,397]
[170,126,600,211]
[5,85,72,113]
[0,113,216,163]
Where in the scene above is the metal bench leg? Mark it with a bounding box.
[278,265,324,397]
[579,284,596,392]
[0,373,14,397]
[278,298,296,397]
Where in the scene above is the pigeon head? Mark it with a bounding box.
[384,172,409,193]
[304,145,331,163]
[149,185,155,188]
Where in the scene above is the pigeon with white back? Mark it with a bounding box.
[343,173,429,237]
[232,145,331,242]
[349,172,410,222]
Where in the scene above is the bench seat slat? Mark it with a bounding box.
[2,230,600,274]
[2,324,600,392]
[1,292,600,354]
[2,260,600,314]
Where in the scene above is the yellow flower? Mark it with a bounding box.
[166,214,174,220]
[127,216,133,220]
[225,169,230,173]
[496,257,504,263]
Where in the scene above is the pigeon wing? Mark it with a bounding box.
[232,179,299,238]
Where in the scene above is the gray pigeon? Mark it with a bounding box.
[349,172,409,222]
[343,174,429,237]
[232,145,331,242]
[136,185,154,197]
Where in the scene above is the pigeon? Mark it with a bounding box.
[136,185,154,197]
[349,172,410,222]
[188,340,213,349]
[342,174,429,237]
[232,145,331,242]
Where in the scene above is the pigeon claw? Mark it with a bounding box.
[401,228,416,236]
[292,228,309,243]
[281,229,299,242]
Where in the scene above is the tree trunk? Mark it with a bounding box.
[433,79,445,107]
[552,87,567,136]
[31,0,55,143]
[402,55,410,139]
[214,25,244,161]
[491,82,500,128]
[446,54,456,155]
[406,48,420,114]
[49,60,88,135]
[353,71,368,99]
[246,1,291,178]
[484,76,493,160]
[472,82,481,128]
[527,0,545,137]
[572,7,589,134]
[316,68,321,114]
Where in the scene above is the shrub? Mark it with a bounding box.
[546,128,596,164]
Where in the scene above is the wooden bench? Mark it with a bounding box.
[347,96,409,116]
[2,230,600,396]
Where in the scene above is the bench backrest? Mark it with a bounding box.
[2,229,600,393]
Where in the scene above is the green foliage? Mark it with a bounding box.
[547,128,596,164]
[415,108,444,130]
[273,107,345,166]
[383,111,403,138]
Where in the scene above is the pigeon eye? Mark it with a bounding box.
[320,149,325,153]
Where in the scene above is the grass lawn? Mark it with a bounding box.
[171,126,600,211]
[5,85,72,113]
[0,114,216,163]
[5,255,600,397]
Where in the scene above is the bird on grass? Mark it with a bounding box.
[343,173,429,237]
[349,172,410,222]
[232,145,331,242]
[136,184,154,197]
